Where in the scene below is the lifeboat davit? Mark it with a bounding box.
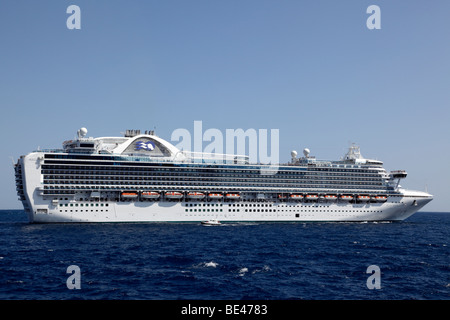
[208,193,223,199]
[165,191,183,199]
[141,191,160,199]
[187,192,206,199]
[340,195,354,201]
[226,193,240,200]
[122,192,138,199]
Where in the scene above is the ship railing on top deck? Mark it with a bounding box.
[33,149,66,153]
[175,151,250,164]
[34,149,250,165]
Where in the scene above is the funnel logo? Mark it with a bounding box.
[136,141,155,151]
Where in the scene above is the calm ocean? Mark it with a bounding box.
[0,210,448,301]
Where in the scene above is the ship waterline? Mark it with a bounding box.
[14,128,432,223]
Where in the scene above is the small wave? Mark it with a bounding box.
[222,222,259,227]
[195,261,219,268]
[205,261,219,268]
[252,265,271,274]
[7,280,24,284]
[238,267,248,276]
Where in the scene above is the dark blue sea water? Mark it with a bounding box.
[0,210,448,300]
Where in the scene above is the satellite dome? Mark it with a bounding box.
[77,127,88,138]
[303,148,310,157]
[291,150,298,158]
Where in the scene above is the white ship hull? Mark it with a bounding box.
[28,193,432,223]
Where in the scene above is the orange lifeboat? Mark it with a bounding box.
[374,195,388,202]
[165,191,183,199]
[121,192,138,199]
[324,195,337,201]
[290,194,303,200]
[340,195,353,201]
[208,193,223,199]
[226,193,240,200]
[357,195,370,202]
[141,191,160,199]
[305,194,319,201]
[187,192,206,199]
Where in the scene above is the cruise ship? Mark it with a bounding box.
[14,128,433,223]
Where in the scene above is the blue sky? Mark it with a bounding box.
[1,1,449,211]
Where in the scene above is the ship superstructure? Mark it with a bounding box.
[14,128,432,223]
